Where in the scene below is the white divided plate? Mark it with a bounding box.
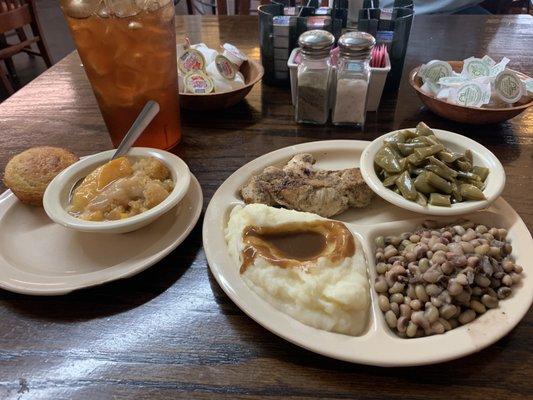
[0,174,203,295]
[203,140,533,366]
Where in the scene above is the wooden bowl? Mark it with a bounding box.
[409,61,533,124]
[179,59,264,111]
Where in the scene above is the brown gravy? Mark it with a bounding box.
[240,220,355,273]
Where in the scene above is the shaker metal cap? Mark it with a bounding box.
[338,31,375,58]
[298,30,335,57]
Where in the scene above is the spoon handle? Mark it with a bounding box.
[112,100,160,160]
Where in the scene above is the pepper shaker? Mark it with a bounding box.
[332,31,375,127]
[295,30,335,125]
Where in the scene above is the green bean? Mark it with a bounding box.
[397,142,427,156]
[410,167,425,175]
[376,122,491,208]
[420,135,442,146]
[406,153,427,166]
[428,156,458,177]
[455,159,472,172]
[464,149,473,163]
[414,144,445,159]
[425,164,456,181]
[395,171,418,201]
[398,157,408,172]
[414,172,435,194]
[375,146,402,173]
[451,182,462,202]
[429,193,451,207]
[472,166,489,181]
[415,121,434,136]
[415,192,428,206]
[459,184,486,200]
[457,170,482,181]
[437,150,461,163]
[466,179,485,190]
[426,171,453,194]
[383,174,400,187]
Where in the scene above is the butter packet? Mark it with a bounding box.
[418,60,453,84]
[448,80,491,108]
[461,57,492,79]
[494,69,525,104]
[438,74,468,88]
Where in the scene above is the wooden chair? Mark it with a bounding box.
[0,0,53,95]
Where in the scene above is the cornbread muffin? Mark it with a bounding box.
[3,146,78,206]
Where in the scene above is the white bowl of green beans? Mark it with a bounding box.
[360,123,505,216]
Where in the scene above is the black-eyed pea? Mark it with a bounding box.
[410,299,422,311]
[497,287,512,299]
[385,310,397,328]
[378,295,390,312]
[510,272,521,284]
[390,302,400,316]
[458,309,476,324]
[406,321,418,338]
[481,294,498,308]
[390,293,404,304]
[502,274,513,287]
[470,300,486,314]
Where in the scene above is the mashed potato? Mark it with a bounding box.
[226,204,370,336]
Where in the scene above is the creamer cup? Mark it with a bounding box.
[462,57,491,78]
[494,69,525,104]
[418,60,453,84]
[184,70,214,94]
[191,43,218,66]
[206,55,237,81]
[449,81,491,108]
[222,43,248,68]
[212,76,234,93]
[178,48,205,74]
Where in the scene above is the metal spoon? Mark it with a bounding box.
[69,100,160,201]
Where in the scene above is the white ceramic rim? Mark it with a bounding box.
[202,139,532,366]
[43,148,191,233]
[360,129,505,216]
[0,174,203,295]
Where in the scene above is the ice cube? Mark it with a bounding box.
[61,0,101,19]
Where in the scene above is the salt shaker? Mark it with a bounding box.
[332,31,375,127]
[295,30,335,125]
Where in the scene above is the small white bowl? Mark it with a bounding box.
[360,128,505,216]
[43,147,191,234]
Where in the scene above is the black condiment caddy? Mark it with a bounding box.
[258,0,348,86]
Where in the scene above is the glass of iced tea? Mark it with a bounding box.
[60,0,181,149]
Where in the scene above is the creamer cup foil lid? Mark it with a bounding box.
[494,69,525,103]
[215,55,236,80]
[184,71,214,94]
[178,49,205,74]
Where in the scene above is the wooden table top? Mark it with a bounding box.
[0,14,532,400]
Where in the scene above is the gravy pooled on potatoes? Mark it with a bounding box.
[69,157,174,221]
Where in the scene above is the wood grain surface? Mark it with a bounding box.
[0,14,532,400]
